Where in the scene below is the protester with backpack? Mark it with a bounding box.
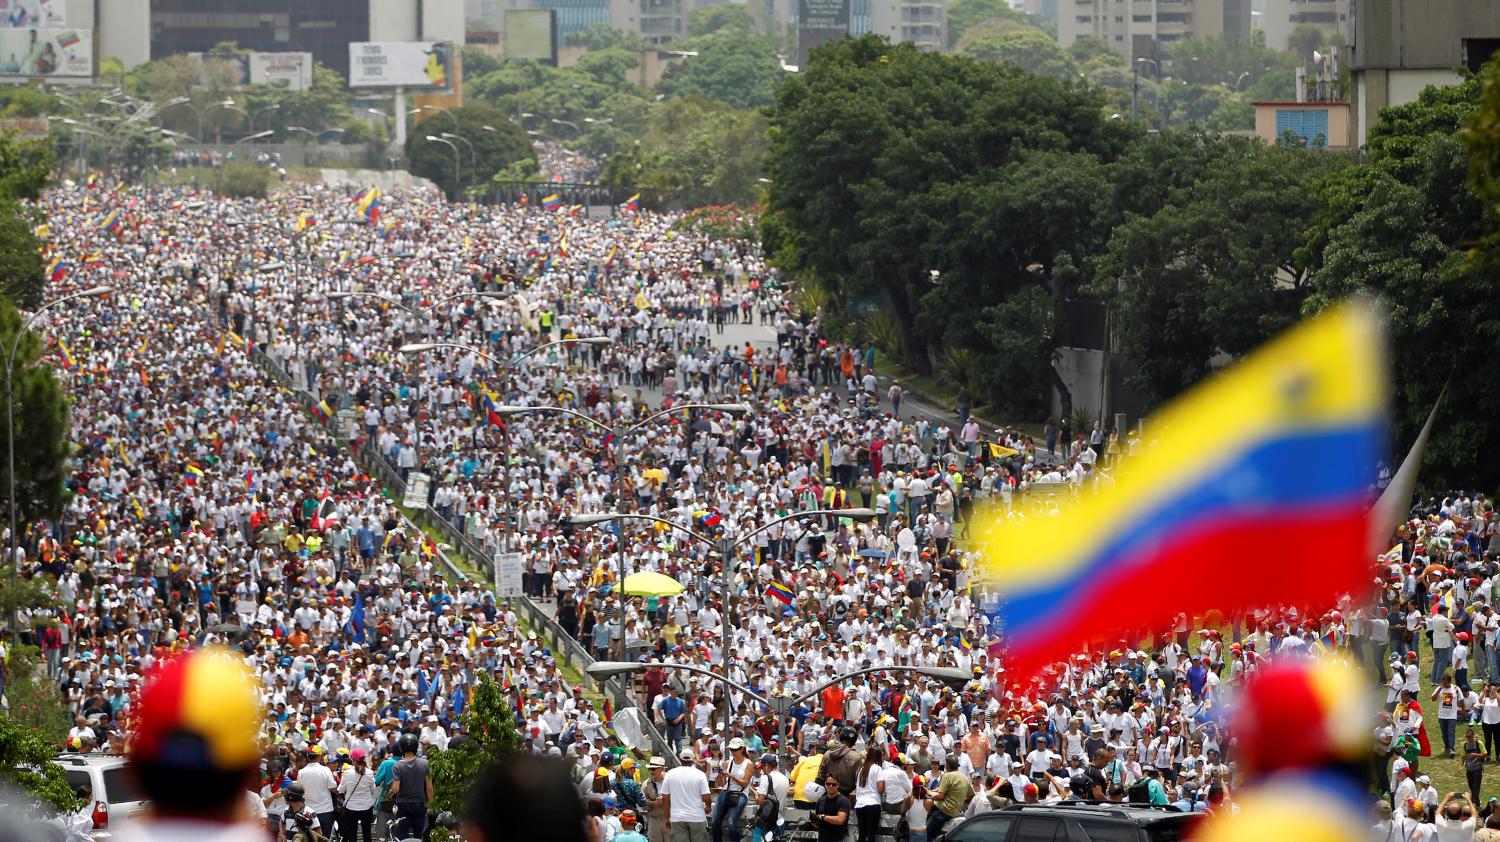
[750,754,788,842]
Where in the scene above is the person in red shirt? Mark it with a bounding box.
[822,684,846,722]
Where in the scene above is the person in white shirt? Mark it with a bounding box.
[337,749,379,842]
[297,751,339,835]
[662,747,712,838]
[750,754,789,842]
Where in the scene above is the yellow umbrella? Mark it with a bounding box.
[642,467,667,483]
[622,572,685,597]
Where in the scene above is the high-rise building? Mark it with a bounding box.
[1348,0,1500,148]
[1058,0,1251,62]
[1261,0,1346,52]
[868,0,946,51]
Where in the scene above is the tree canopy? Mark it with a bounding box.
[404,104,533,198]
[655,33,786,109]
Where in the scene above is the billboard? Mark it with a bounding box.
[189,52,250,87]
[0,0,63,29]
[349,41,453,89]
[797,0,849,69]
[250,52,314,91]
[0,29,89,77]
[504,10,557,64]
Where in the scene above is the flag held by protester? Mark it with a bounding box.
[767,580,795,605]
[541,194,562,211]
[973,300,1388,681]
[621,193,640,211]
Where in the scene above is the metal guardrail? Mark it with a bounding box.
[238,327,678,764]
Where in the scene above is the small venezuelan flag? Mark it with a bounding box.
[766,580,795,605]
[57,31,80,50]
[621,193,640,211]
[56,339,76,369]
[83,251,105,266]
[184,463,206,480]
[295,211,316,232]
[973,300,1388,680]
[541,194,562,211]
[99,210,122,235]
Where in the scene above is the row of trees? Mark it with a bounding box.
[765,35,1500,489]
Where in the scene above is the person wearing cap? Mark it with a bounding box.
[661,747,711,842]
[927,756,971,838]
[336,747,377,842]
[298,746,339,834]
[710,736,753,842]
[644,757,670,842]
[113,647,266,842]
[749,753,788,842]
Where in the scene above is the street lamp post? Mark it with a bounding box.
[567,506,876,741]
[3,286,112,644]
[440,132,476,183]
[496,403,752,667]
[587,660,969,765]
[425,135,461,196]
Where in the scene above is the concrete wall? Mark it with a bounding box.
[1350,0,1500,71]
[1052,346,1104,423]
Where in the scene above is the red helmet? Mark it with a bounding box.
[1458,632,1472,643]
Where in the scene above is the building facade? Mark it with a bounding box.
[1348,0,1500,148]
[1261,0,1347,52]
[1057,0,1250,61]
[148,0,463,80]
[869,0,946,51]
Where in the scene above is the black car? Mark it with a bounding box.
[935,802,1201,842]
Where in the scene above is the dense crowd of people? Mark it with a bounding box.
[20,178,1492,842]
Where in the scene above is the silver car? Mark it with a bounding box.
[52,754,147,838]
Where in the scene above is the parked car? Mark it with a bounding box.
[935,802,1201,842]
[52,753,146,838]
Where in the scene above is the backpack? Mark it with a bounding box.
[1126,778,1151,804]
[755,791,781,830]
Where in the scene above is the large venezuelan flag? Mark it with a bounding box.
[973,301,1386,681]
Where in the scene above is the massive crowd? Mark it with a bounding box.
[20,179,1496,842]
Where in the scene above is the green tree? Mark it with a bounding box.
[1166,34,1289,89]
[427,673,520,814]
[688,4,757,37]
[600,97,768,205]
[460,45,505,78]
[1068,36,1123,68]
[241,63,354,139]
[0,297,69,523]
[1092,136,1342,402]
[1286,23,1329,61]
[656,33,786,109]
[1369,74,1479,183]
[405,104,533,198]
[767,35,1133,378]
[565,24,652,52]
[944,0,1032,47]
[0,702,79,814]
[956,25,1077,80]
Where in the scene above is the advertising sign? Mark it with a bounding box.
[402,471,431,510]
[495,551,524,597]
[0,29,89,77]
[349,41,454,89]
[250,52,314,91]
[797,0,849,69]
[0,0,63,29]
[504,10,557,64]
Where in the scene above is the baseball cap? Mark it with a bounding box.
[131,647,262,772]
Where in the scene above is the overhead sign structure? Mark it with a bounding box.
[349,41,454,89]
[504,10,557,65]
[797,0,849,70]
[0,29,89,77]
[0,0,63,29]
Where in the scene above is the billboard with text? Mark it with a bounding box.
[797,0,849,69]
[349,41,453,89]
[0,29,89,77]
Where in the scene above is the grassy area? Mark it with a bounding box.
[1406,633,1498,804]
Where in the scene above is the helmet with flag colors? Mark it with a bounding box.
[128,646,263,812]
[1230,659,1368,776]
